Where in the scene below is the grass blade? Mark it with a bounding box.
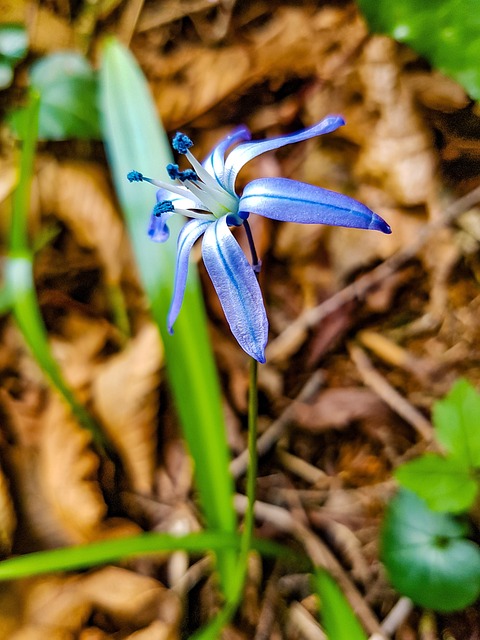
[6,93,103,446]
[0,532,296,581]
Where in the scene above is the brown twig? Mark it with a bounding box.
[234,494,385,637]
[349,343,435,442]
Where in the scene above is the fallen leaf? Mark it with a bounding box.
[37,158,127,285]
[9,394,106,549]
[92,324,162,493]
[0,461,16,554]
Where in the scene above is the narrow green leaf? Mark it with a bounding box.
[312,569,368,640]
[381,489,480,612]
[0,532,296,582]
[433,379,480,468]
[357,0,480,100]
[395,453,478,513]
[99,38,236,591]
[6,93,104,446]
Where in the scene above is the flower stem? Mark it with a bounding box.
[244,220,261,272]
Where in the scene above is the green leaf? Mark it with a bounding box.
[395,453,478,513]
[381,489,480,612]
[29,51,100,140]
[312,570,368,640]
[0,24,27,64]
[357,0,480,101]
[433,379,480,468]
[99,38,236,594]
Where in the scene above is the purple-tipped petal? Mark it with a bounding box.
[239,177,391,233]
[202,217,268,362]
[223,115,345,192]
[148,210,176,242]
[167,219,210,332]
[203,125,251,189]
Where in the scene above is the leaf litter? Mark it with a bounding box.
[1,0,480,637]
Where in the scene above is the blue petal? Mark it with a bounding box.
[203,125,251,190]
[167,219,211,332]
[201,216,268,362]
[223,115,345,192]
[239,177,392,233]
[148,210,176,242]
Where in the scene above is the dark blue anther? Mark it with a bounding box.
[167,163,198,182]
[127,170,144,182]
[153,200,175,217]
[167,163,181,180]
[172,132,193,154]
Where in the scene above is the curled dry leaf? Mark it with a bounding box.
[39,396,107,542]
[37,158,127,285]
[92,323,163,493]
[9,394,106,548]
[5,568,180,638]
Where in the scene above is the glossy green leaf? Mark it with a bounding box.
[395,453,478,513]
[433,379,480,468]
[0,24,27,64]
[357,0,480,100]
[29,51,100,140]
[313,570,368,640]
[381,490,480,612]
[99,38,236,593]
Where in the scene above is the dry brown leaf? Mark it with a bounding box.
[39,396,107,542]
[5,568,180,638]
[137,6,366,127]
[9,394,106,548]
[50,313,111,395]
[37,158,127,285]
[78,567,180,628]
[0,461,16,554]
[347,37,437,207]
[92,323,162,493]
[293,387,391,432]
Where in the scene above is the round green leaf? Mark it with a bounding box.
[29,52,100,140]
[0,24,27,65]
[394,453,478,513]
[381,490,480,612]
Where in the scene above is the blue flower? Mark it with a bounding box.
[128,115,391,363]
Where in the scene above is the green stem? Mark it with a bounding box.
[191,357,258,639]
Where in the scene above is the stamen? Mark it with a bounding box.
[172,132,193,154]
[127,170,144,182]
[153,200,175,217]
[167,163,198,182]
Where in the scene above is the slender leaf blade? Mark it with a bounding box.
[312,569,368,640]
